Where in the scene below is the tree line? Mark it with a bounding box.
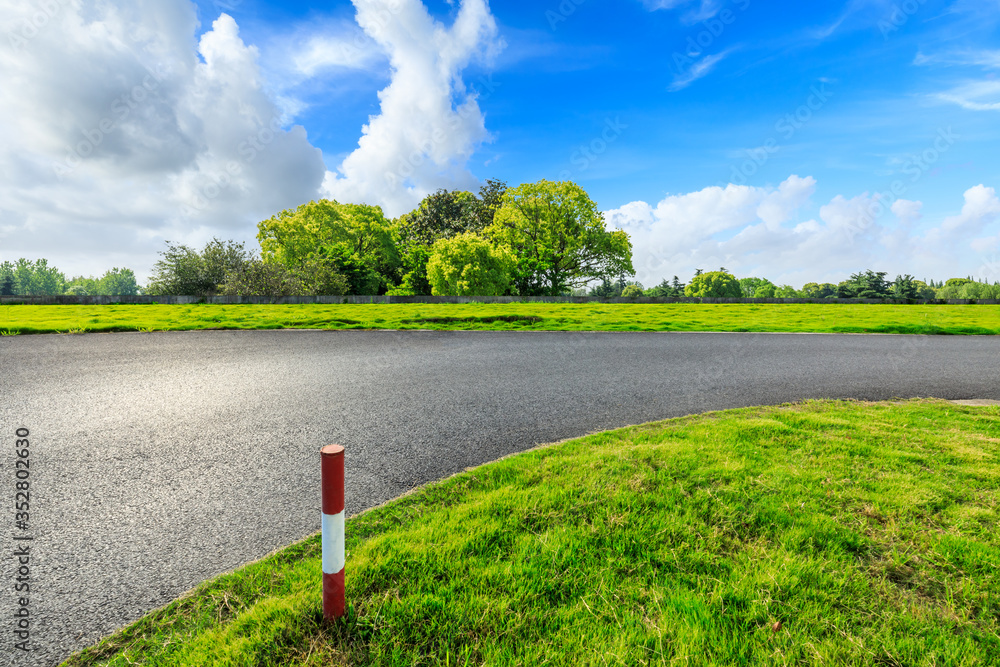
[585,269,1000,301]
[0,259,139,296]
[2,179,998,300]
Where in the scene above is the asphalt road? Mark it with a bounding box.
[1,329,998,666]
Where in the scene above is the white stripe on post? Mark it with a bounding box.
[321,511,345,574]
[321,444,345,620]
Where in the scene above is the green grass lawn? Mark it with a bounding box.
[62,399,1000,666]
[3,302,1000,336]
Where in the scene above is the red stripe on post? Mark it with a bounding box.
[321,445,345,515]
[323,570,345,619]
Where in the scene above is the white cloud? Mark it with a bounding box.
[937,80,1000,111]
[915,49,1000,69]
[918,49,1000,111]
[811,0,892,40]
[639,0,722,21]
[322,0,503,217]
[605,177,1000,287]
[669,48,733,91]
[0,0,504,281]
[0,1,326,281]
[291,31,384,77]
[940,185,1000,235]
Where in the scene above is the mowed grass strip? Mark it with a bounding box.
[62,399,1000,666]
[3,302,1000,336]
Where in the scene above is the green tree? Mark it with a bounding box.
[802,282,837,299]
[258,200,399,295]
[220,256,349,297]
[911,280,936,301]
[392,180,509,296]
[146,239,251,296]
[64,276,100,296]
[621,284,644,298]
[589,278,620,298]
[0,262,15,296]
[486,180,634,296]
[774,285,801,298]
[396,190,483,249]
[10,258,66,295]
[892,274,919,301]
[388,245,433,296]
[684,270,742,298]
[98,268,139,296]
[396,180,506,248]
[838,270,891,299]
[755,283,778,298]
[738,277,772,298]
[425,233,515,296]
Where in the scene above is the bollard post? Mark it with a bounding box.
[321,444,346,620]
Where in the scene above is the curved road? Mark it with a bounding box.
[1,330,998,666]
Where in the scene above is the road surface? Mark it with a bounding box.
[1,329,997,665]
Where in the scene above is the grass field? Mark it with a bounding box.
[3,302,1000,336]
[62,399,1000,666]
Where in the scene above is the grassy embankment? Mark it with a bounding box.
[62,399,1000,666]
[3,302,1000,336]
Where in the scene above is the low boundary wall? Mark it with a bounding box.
[2,295,999,305]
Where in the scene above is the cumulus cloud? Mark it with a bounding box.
[0,1,326,280]
[605,177,1000,287]
[322,0,503,217]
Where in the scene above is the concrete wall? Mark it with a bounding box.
[2,295,999,305]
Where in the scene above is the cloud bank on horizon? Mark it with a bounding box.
[608,177,1000,288]
[0,0,997,286]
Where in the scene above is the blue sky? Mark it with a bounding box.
[1,0,998,286]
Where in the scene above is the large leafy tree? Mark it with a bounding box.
[257,200,398,295]
[396,179,508,248]
[425,232,515,296]
[485,180,634,296]
[391,180,508,296]
[739,277,779,298]
[146,239,251,296]
[98,268,140,296]
[219,257,349,297]
[684,270,742,298]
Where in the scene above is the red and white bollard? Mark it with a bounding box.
[321,444,346,620]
